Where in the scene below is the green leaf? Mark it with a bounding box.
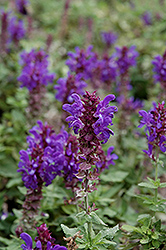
[6,178,22,188]
[140,236,150,244]
[152,239,161,248]
[90,212,107,226]
[159,182,166,188]
[121,225,142,234]
[154,219,161,231]
[61,205,76,215]
[61,224,79,237]
[17,186,27,195]
[101,171,128,182]
[138,181,157,189]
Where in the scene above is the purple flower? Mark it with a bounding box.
[20,227,68,250]
[20,233,33,250]
[54,73,86,103]
[93,94,118,143]
[18,121,68,189]
[51,245,67,250]
[66,45,96,80]
[101,31,118,47]
[8,16,26,44]
[63,91,117,197]
[63,93,84,134]
[117,95,143,113]
[141,11,152,26]
[63,92,117,144]
[18,49,55,91]
[138,101,166,159]
[152,50,166,90]
[96,146,118,171]
[100,54,117,84]
[15,0,29,15]
[113,45,139,75]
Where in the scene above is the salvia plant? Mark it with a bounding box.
[1,1,166,250]
[121,101,166,249]
[17,49,55,123]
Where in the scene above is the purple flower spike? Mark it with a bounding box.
[15,0,29,15]
[93,94,118,143]
[141,11,152,26]
[20,233,33,250]
[152,50,166,91]
[8,16,26,44]
[54,73,86,103]
[138,101,166,159]
[66,45,96,80]
[101,31,118,47]
[18,49,55,91]
[114,45,139,75]
[64,91,117,198]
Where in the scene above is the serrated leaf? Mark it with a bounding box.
[61,224,79,237]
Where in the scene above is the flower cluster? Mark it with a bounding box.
[0,10,26,50]
[114,45,139,76]
[18,121,67,189]
[96,146,118,172]
[152,49,166,91]
[63,91,117,197]
[101,31,118,48]
[54,73,86,103]
[138,101,166,160]
[66,45,96,80]
[20,224,67,250]
[117,95,143,113]
[141,11,152,26]
[15,0,29,15]
[63,92,117,144]
[8,16,26,44]
[18,49,55,91]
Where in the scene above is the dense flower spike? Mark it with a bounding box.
[18,49,55,91]
[138,101,166,159]
[114,45,139,76]
[8,16,26,44]
[15,0,29,15]
[66,45,96,80]
[101,31,118,48]
[17,49,55,121]
[63,91,117,198]
[152,50,166,98]
[63,92,117,144]
[54,73,86,103]
[18,121,68,189]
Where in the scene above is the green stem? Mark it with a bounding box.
[154,149,159,209]
[84,173,92,246]
[154,163,158,205]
